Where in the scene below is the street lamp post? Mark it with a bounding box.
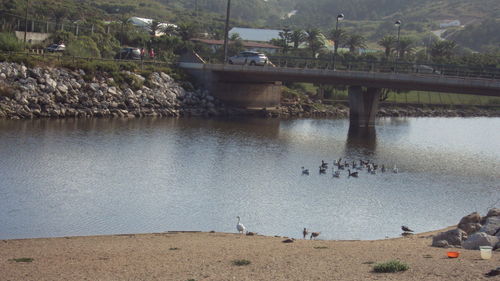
[394,20,401,59]
[332,13,344,70]
[222,0,231,63]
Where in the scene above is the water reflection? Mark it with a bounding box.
[0,117,499,240]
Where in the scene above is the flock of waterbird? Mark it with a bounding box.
[301,158,399,178]
[236,217,415,240]
[235,158,406,240]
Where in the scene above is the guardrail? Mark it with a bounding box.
[265,56,500,80]
[0,51,173,69]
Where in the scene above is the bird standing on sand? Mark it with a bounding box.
[310,232,320,240]
[236,216,246,234]
[393,165,399,173]
[303,228,309,239]
[301,167,309,175]
[401,225,414,232]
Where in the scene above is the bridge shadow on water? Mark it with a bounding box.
[345,126,377,153]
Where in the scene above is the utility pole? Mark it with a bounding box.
[23,0,29,47]
[222,0,231,63]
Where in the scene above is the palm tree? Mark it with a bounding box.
[160,24,178,37]
[397,37,415,58]
[378,35,397,58]
[345,34,367,53]
[148,20,161,37]
[430,40,457,62]
[290,29,306,49]
[176,22,198,41]
[279,28,292,54]
[330,28,348,54]
[119,15,132,45]
[305,28,325,58]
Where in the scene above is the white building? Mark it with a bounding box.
[439,20,461,28]
[129,17,177,36]
[191,38,281,54]
[229,27,282,42]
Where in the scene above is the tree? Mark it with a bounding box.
[160,24,178,37]
[290,29,306,49]
[345,34,367,53]
[148,20,161,37]
[305,28,325,58]
[397,37,415,58]
[330,28,348,54]
[176,22,199,41]
[378,35,396,58]
[279,28,292,54]
[430,40,457,63]
[119,15,132,45]
[52,7,68,30]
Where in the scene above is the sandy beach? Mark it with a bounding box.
[0,227,497,281]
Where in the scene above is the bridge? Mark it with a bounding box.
[180,55,500,128]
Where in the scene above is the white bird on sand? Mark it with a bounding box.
[236,216,246,234]
[393,165,399,173]
[310,232,321,240]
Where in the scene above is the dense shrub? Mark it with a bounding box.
[0,32,23,52]
[66,36,101,58]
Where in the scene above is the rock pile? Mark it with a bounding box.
[432,208,500,250]
[0,62,226,119]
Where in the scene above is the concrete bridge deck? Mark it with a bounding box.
[180,60,499,127]
[190,63,500,97]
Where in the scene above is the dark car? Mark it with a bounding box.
[45,43,65,53]
[115,47,141,60]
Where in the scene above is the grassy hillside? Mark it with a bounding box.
[1,0,498,51]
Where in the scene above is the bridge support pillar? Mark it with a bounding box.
[348,86,381,128]
[214,81,282,109]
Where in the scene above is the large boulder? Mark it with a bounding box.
[458,212,483,235]
[480,216,500,236]
[487,209,500,218]
[463,232,499,250]
[432,228,467,248]
[458,212,481,225]
[458,223,482,235]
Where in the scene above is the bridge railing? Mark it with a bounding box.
[266,56,500,80]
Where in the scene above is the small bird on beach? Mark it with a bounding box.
[310,232,320,240]
[236,216,246,234]
[393,165,399,173]
[401,225,414,232]
[303,228,309,239]
[301,167,309,175]
[485,267,500,277]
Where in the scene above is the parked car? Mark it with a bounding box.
[414,64,440,74]
[115,47,141,60]
[45,43,65,53]
[228,51,269,66]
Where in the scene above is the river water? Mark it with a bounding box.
[0,117,499,240]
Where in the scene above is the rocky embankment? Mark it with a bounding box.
[0,62,498,120]
[0,62,227,119]
[432,208,500,250]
